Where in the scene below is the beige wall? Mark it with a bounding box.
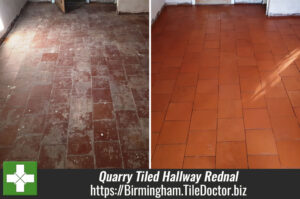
[117,0,149,13]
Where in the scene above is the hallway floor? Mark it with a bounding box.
[152,5,300,169]
[0,3,149,168]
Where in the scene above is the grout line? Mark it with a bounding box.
[214,18,221,169]
[182,21,200,169]
[90,66,97,169]
[151,44,188,169]
[238,62,250,169]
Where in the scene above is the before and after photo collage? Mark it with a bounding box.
[1,0,300,171]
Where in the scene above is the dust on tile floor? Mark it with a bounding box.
[0,3,149,169]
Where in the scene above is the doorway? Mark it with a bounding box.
[55,0,88,13]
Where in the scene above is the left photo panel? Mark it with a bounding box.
[0,0,149,169]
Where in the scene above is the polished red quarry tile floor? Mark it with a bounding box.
[152,4,300,169]
[0,3,148,169]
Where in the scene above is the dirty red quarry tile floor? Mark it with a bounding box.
[0,3,149,169]
[152,4,300,169]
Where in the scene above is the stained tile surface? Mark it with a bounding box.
[0,3,148,168]
[152,4,300,169]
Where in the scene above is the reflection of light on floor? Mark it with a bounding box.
[250,48,300,102]
[0,18,4,31]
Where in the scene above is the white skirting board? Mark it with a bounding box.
[165,0,268,5]
[235,0,263,3]
[165,0,192,5]
[196,0,231,4]
[166,0,231,4]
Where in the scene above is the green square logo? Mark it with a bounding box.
[3,161,37,196]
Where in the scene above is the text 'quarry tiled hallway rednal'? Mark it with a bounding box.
[0,3,149,169]
[152,5,300,169]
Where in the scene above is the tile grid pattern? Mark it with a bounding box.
[0,3,149,169]
[152,5,300,169]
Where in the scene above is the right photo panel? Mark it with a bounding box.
[151,0,300,169]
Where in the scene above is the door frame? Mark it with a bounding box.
[55,0,66,13]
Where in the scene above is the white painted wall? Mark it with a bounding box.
[267,0,300,16]
[166,0,192,4]
[0,0,27,38]
[152,0,165,21]
[117,0,149,13]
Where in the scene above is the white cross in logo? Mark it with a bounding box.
[6,164,35,192]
